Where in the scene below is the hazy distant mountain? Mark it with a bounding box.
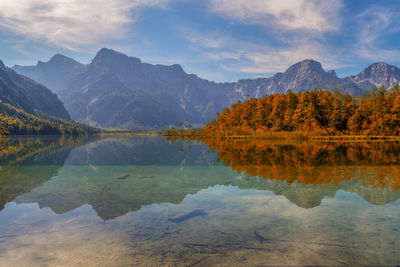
[344,62,400,90]
[0,59,70,119]
[12,49,400,129]
[13,54,86,93]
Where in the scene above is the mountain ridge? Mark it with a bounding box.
[12,49,400,130]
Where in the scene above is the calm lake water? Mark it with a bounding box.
[0,136,399,266]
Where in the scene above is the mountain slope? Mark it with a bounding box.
[1,60,70,119]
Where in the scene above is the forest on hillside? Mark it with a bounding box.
[201,85,400,136]
[0,100,99,136]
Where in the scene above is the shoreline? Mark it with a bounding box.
[163,131,400,141]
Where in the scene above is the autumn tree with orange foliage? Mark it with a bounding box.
[0,115,9,136]
[202,86,400,136]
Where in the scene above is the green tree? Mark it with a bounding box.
[178,121,184,131]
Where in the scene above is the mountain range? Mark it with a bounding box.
[13,48,400,130]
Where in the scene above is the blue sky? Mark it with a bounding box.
[0,0,399,82]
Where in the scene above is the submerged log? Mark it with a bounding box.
[116,174,130,180]
[168,209,207,223]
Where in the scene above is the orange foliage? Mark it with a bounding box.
[204,138,400,191]
[202,85,400,136]
[0,115,11,136]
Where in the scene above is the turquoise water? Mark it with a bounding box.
[0,136,399,266]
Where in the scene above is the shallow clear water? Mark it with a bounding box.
[0,136,399,266]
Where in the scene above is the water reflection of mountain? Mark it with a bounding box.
[8,137,400,220]
[234,175,400,208]
[0,136,91,210]
[64,137,218,166]
[14,137,226,220]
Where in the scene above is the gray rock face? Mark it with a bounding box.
[327,70,337,77]
[11,49,400,129]
[0,61,70,119]
[345,62,400,90]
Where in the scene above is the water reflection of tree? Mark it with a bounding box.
[203,139,400,191]
[0,136,89,165]
[0,136,93,211]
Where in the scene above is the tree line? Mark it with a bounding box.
[202,85,400,136]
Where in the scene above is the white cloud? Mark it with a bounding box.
[354,7,400,62]
[0,0,168,50]
[186,31,226,49]
[219,43,345,75]
[209,0,342,32]
[186,30,346,75]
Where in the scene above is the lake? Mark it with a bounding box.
[0,136,399,266]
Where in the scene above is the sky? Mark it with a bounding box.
[0,0,399,82]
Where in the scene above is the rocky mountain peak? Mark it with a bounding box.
[92,48,142,70]
[94,48,124,59]
[275,59,362,95]
[0,59,5,69]
[327,70,337,77]
[350,62,400,88]
[362,62,398,76]
[369,62,391,68]
[35,54,81,70]
[170,64,184,72]
[285,59,325,76]
[48,54,75,64]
